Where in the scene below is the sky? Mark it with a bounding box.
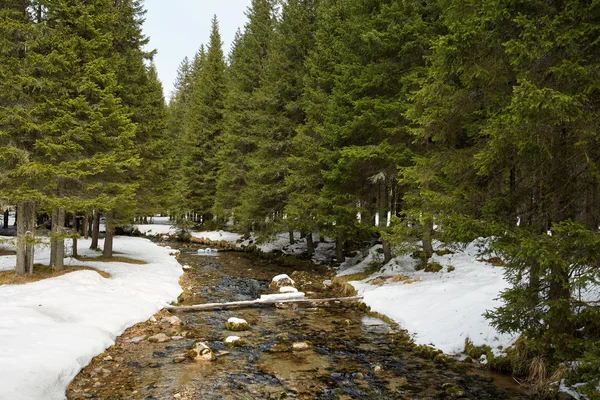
[142,0,253,101]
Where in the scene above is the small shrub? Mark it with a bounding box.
[424,262,443,273]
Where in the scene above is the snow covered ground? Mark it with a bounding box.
[0,236,183,400]
[339,242,517,355]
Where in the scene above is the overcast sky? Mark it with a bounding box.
[142,0,252,101]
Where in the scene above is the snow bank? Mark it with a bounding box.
[0,236,183,400]
[191,230,243,244]
[341,242,517,355]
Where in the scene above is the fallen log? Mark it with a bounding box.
[166,295,364,312]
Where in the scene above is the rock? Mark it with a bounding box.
[149,316,157,323]
[442,383,466,398]
[224,336,246,347]
[225,317,250,331]
[292,341,312,351]
[269,274,295,290]
[279,286,298,294]
[267,343,292,353]
[126,335,146,344]
[173,356,187,364]
[148,333,170,343]
[323,279,332,288]
[373,365,383,375]
[171,336,184,341]
[93,382,104,388]
[275,333,291,343]
[174,394,181,399]
[103,356,113,362]
[189,341,214,361]
[162,316,182,326]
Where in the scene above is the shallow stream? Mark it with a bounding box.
[68,244,528,400]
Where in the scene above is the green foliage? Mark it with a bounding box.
[487,221,600,362]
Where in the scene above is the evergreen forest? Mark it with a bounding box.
[1,0,599,396]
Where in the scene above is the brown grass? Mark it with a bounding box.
[74,255,147,265]
[330,276,358,297]
[0,264,110,285]
[0,250,16,256]
[391,275,422,284]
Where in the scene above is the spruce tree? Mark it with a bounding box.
[213,0,275,230]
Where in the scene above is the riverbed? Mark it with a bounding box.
[67,243,528,399]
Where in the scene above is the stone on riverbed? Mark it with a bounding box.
[224,336,246,347]
[148,333,170,343]
[225,317,250,331]
[161,315,182,326]
[189,341,214,361]
[292,341,312,351]
[269,274,295,290]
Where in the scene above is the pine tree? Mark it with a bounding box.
[182,16,226,226]
[213,0,275,230]
[239,0,319,242]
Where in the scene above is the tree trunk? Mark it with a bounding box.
[335,234,345,263]
[289,229,295,245]
[82,212,89,239]
[50,209,58,267]
[90,210,100,250]
[3,209,8,229]
[15,201,35,275]
[53,208,66,271]
[72,217,79,257]
[103,212,114,258]
[306,232,314,257]
[422,216,434,260]
[383,239,392,264]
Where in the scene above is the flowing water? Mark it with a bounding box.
[68,244,529,400]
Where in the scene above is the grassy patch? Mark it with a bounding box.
[74,255,147,265]
[0,265,110,285]
[424,262,443,273]
[391,274,422,284]
[447,265,456,272]
[478,257,505,266]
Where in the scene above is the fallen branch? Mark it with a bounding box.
[166,295,364,312]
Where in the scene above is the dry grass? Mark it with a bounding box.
[0,264,110,286]
[369,276,388,286]
[478,257,505,266]
[74,255,147,265]
[330,276,358,297]
[391,274,422,284]
[0,250,16,256]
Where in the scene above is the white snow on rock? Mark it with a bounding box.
[225,335,241,344]
[272,274,295,285]
[279,286,298,294]
[227,317,247,325]
[341,240,517,355]
[0,236,183,400]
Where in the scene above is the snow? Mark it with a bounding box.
[0,236,183,400]
[340,241,517,355]
[279,286,298,293]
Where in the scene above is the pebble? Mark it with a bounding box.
[126,335,146,344]
[103,356,113,362]
[149,316,157,323]
[148,333,170,343]
[171,336,184,341]
[373,365,383,374]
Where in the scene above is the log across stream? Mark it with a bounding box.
[67,243,529,400]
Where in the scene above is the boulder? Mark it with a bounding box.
[269,274,295,290]
[225,317,250,331]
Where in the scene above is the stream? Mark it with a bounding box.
[67,243,528,400]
